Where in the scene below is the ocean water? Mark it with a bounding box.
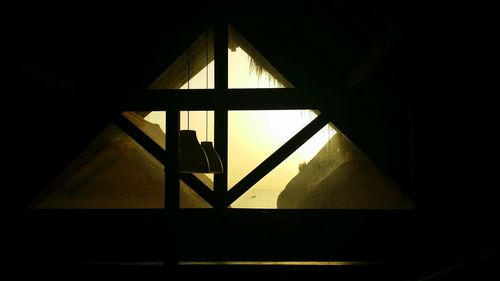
[231,188,281,209]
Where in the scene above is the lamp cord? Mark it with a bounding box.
[205,31,209,141]
[187,45,190,130]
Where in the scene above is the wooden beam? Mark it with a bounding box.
[165,110,180,210]
[119,86,405,112]
[113,113,165,165]
[225,89,322,110]
[180,174,216,207]
[214,20,229,209]
[113,88,326,111]
[226,114,330,206]
[164,110,179,270]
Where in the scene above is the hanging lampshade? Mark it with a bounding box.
[179,130,209,173]
[201,141,223,173]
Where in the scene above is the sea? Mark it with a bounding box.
[230,188,281,209]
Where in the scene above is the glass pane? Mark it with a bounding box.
[143,111,166,133]
[228,46,283,88]
[179,60,214,89]
[232,122,414,209]
[179,111,215,143]
[228,25,293,88]
[228,110,318,190]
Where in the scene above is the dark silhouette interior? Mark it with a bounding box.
[4,1,498,280]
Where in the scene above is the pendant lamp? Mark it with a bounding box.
[200,108,224,174]
[179,45,210,173]
[179,130,209,173]
[201,141,223,173]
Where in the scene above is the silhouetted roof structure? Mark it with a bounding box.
[4,1,498,279]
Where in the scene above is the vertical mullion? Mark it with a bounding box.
[164,109,179,268]
[165,109,180,210]
[214,20,228,208]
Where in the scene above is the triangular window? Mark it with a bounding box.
[31,25,412,210]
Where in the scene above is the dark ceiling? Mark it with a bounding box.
[4,0,419,90]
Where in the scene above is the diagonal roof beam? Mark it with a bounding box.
[344,23,402,87]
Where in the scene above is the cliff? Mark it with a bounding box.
[277,131,413,209]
